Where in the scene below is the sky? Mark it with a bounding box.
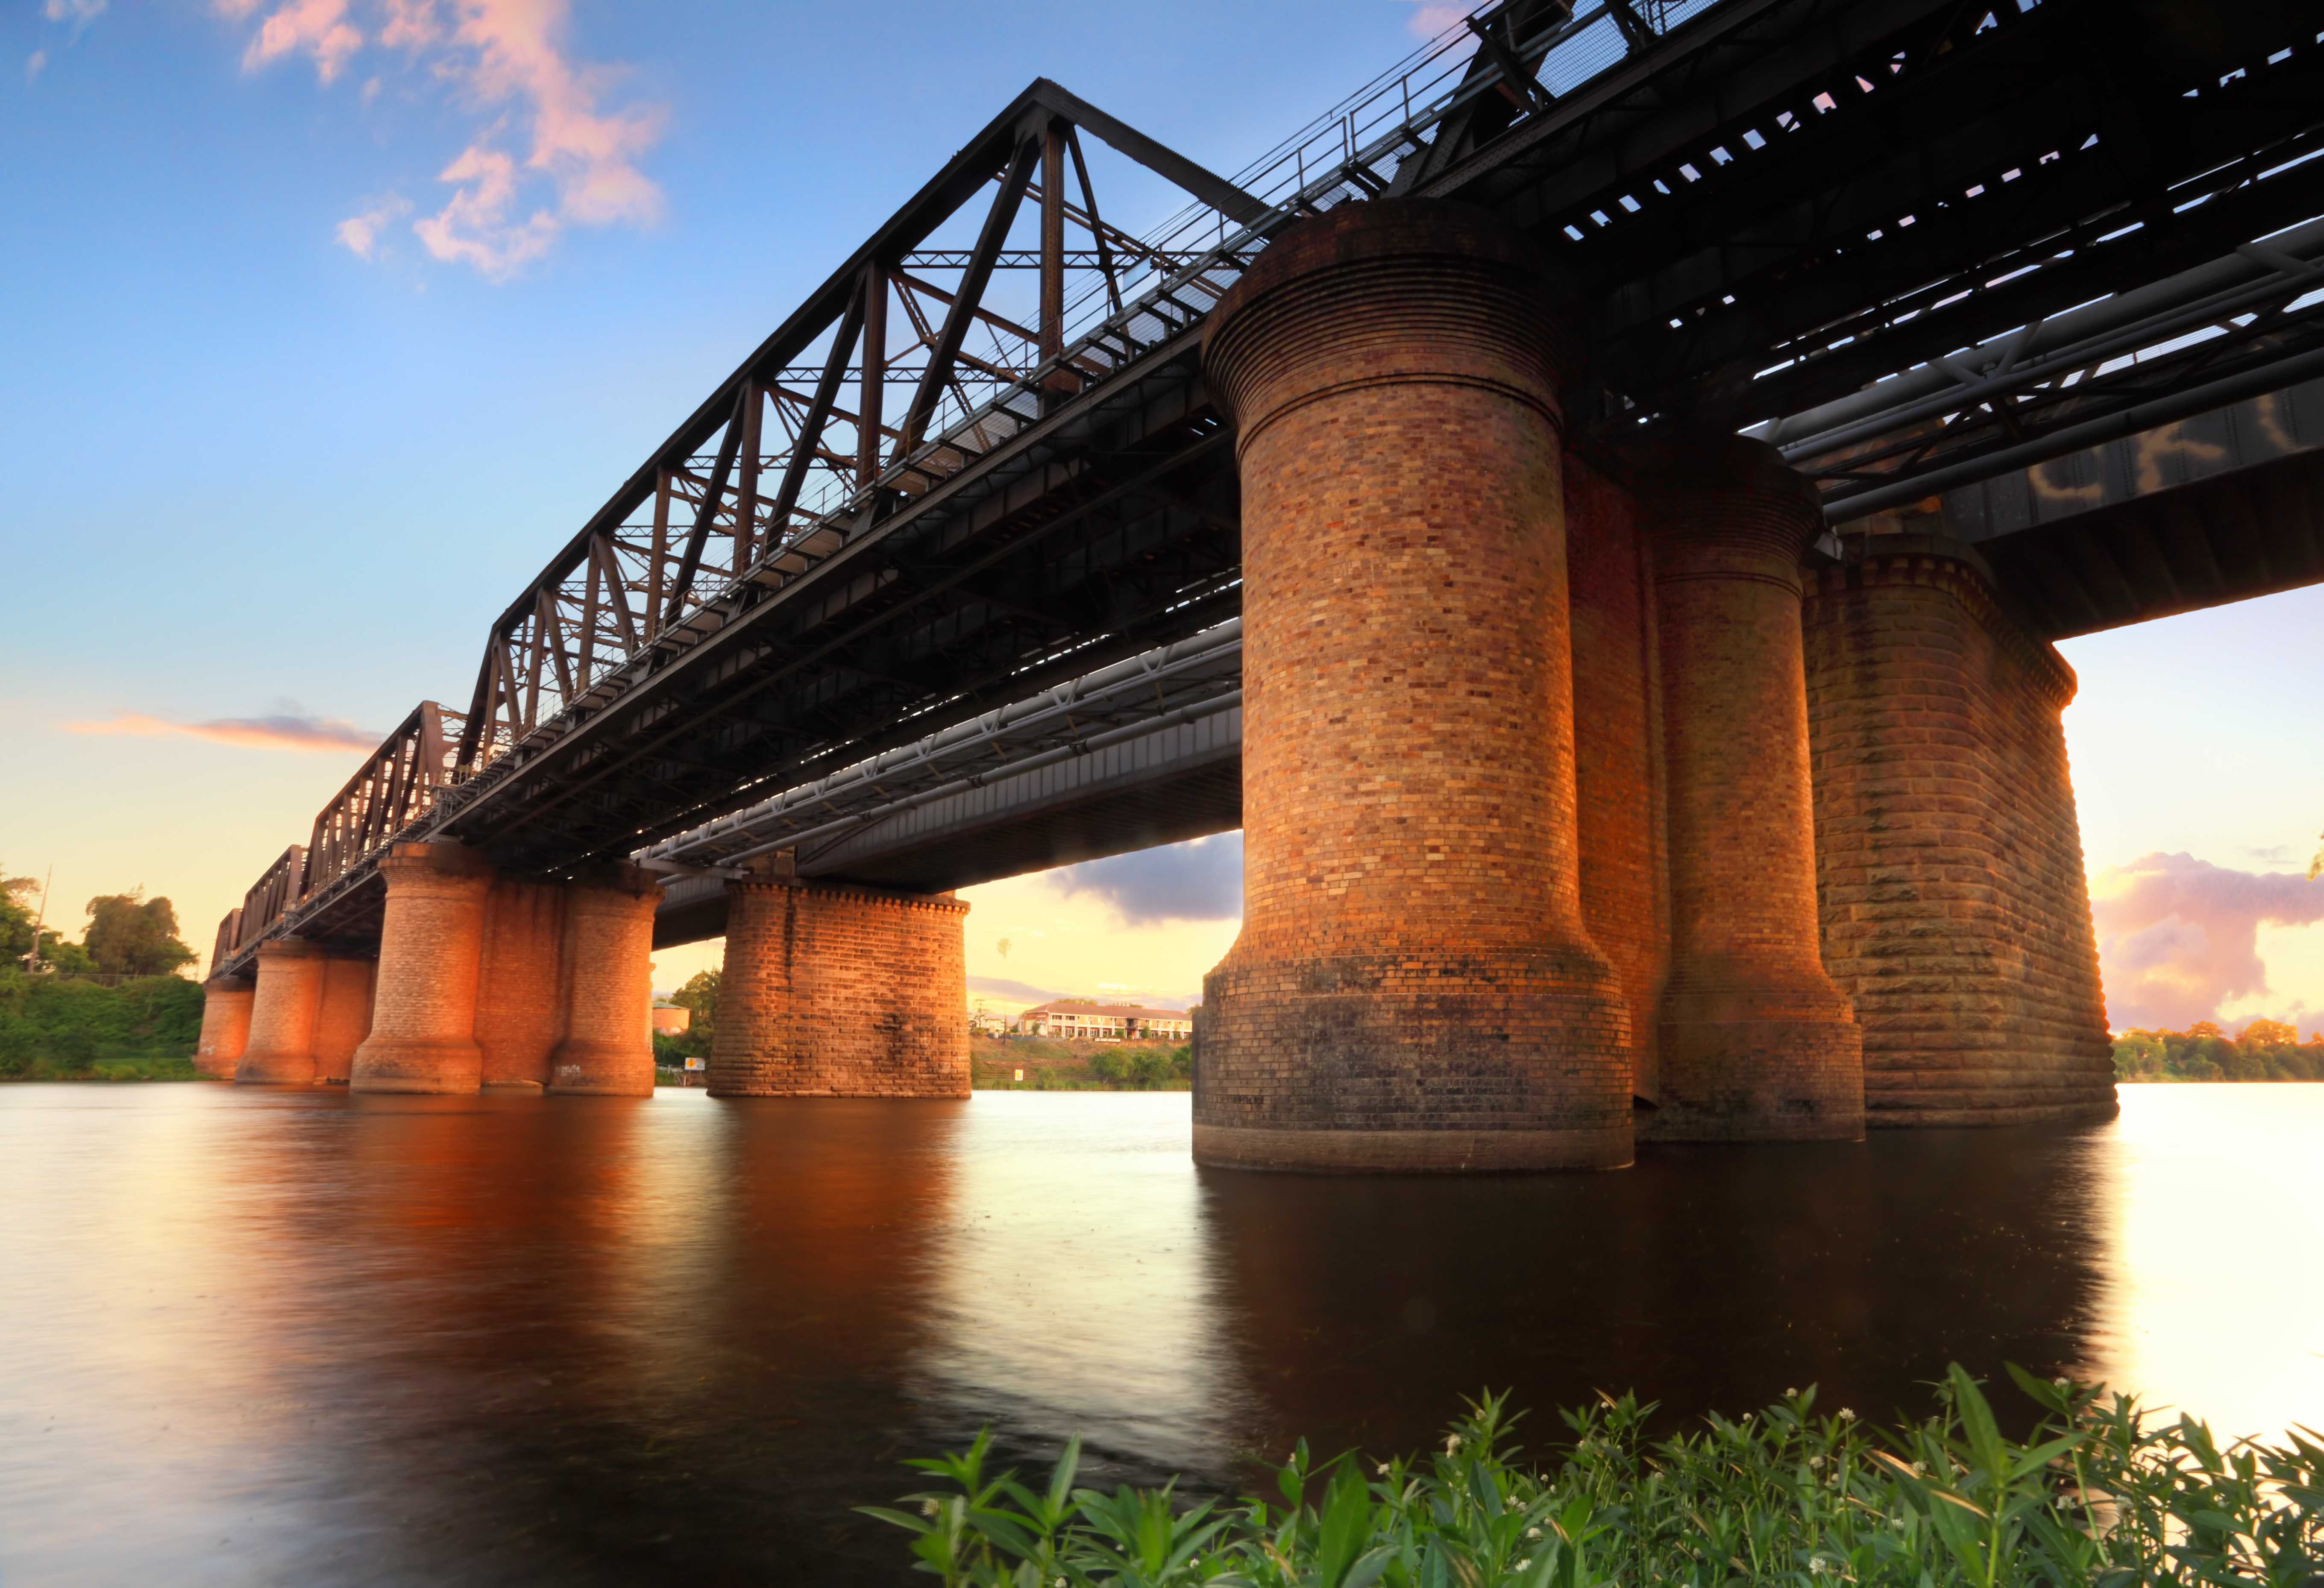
[3,0,2320,1033]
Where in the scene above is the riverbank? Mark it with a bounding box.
[970,1034,1191,1089]
[0,969,202,1079]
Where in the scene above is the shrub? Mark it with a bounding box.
[869,1365,2322,1587]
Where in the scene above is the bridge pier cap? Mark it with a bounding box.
[1625,427,1865,1141]
[1193,198,1634,1174]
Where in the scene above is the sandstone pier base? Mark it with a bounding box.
[708,878,969,1097]
[1804,535,2116,1124]
[194,975,255,1079]
[1191,199,1633,1172]
[237,938,329,1084]
[1632,432,1864,1141]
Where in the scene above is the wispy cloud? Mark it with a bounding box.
[67,708,380,753]
[43,0,109,30]
[2091,852,2324,1032]
[336,192,414,259]
[1406,1,1473,38]
[25,50,46,79]
[212,0,665,279]
[1048,833,1243,927]
[238,0,363,82]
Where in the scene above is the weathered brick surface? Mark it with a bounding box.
[1192,199,1632,1172]
[1630,432,1865,1140]
[195,976,254,1079]
[309,955,376,1083]
[238,938,328,1084]
[1565,452,1671,1105]
[1803,538,2117,1125]
[548,869,659,1096]
[351,842,492,1094]
[708,880,970,1097]
[473,879,567,1087]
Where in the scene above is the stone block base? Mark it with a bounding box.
[547,1042,653,1096]
[1192,953,1634,1171]
[1638,1014,1866,1141]
[348,1037,483,1095]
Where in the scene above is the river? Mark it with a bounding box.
[0,1083,2315,1584]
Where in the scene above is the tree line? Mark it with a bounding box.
[2113,1020,2324,1082]
[5,867,199,978]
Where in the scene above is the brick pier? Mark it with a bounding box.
[1192,199,1634,1172]
[707,874,970,1096]
[1804,535,2116,1124]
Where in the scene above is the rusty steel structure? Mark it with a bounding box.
[214,0,2324,980]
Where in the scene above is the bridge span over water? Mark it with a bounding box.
[197,0,2324,1169]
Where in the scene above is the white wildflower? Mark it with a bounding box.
[1446,1434,1463,1455]
[1514,1560,1531,1573]
[1785,1387,1799,1398]
[2054,1377,2070,1389]
[920,1498,939,1516]
[1810,1455,1825,1470]
[1526,1526,1542,1539]
[1376,1461,1391,1476]
[1838,1407,1856,1421]
[1911,1461,1927,1475]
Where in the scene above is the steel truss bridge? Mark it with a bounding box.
[212,0,2324,977]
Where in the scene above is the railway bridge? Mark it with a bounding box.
[194,0,2324,1169]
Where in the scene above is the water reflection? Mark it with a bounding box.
[0,1084,2317,1586]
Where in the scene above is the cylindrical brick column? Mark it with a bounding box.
[310,955,376,1084]
[547,867,659,1096]
[1193,199,1632,1173]
[708,878,796,1097]
[194,975,255,1080]
[1805,535,2116,1125]
[236,938,326,1084]
[1632,431,1863,1140]
[351,842,493,1094]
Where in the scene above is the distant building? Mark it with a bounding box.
[1018,1000,1192,1042]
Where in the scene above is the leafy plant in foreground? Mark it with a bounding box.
[864,1365,2323,1586]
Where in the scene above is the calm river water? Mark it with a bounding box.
[0,1084,2315,1584]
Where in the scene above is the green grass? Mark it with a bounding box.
[869,1366,2322,1586]
[972,1037,1192,1091]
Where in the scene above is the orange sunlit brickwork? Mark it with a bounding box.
[1629,431,1864,1141]
[710,878,970,1097]
[1804,538,2116,1124]
[195,975,253,1079]
[547,870,659,1095]
[1565,451,1671,1106]
[1192,199,1633,1172]
[351,842,493,1094]
[237,936,328,1084]
[309,955,376,1083]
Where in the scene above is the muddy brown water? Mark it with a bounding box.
[1,1083,2315,1584]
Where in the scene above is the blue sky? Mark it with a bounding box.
[5,0,2321,1031]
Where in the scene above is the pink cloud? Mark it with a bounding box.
[1407,2,1477,44]
[335,192,412,258]
[67,711,380,753]
[2090,852,2324,1033]
[238,0,363,83]
[213,0,663,277]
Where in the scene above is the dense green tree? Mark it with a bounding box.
[2113,1019,2324,1082]
[82,891,196,978]
[671,969,719,1040]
